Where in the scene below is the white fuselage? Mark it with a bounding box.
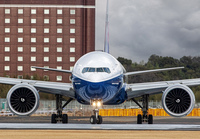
[72,51,127,105]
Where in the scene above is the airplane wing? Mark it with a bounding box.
[126,78,200,99]
[0,77,75,98]
[124,67,184,76]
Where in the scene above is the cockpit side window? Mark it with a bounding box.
[82,67,89,73]
[103,68,111,73]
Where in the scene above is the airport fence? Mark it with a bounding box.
[99,108,200,117]
[1,98,200,116]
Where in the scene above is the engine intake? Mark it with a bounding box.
[7,83,40,116]
[162,84,195,117]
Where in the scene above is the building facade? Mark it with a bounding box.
[0,0,95,82]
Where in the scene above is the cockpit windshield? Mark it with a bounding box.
[82,67,111,74]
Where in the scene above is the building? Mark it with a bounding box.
[0,0,95,82]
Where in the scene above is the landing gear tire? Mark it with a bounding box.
[90,115,96,124]
[97,115,103,124]
[62,114,68,124]
[148,114,153,124]
[51,114,57,123]
[137,114,142,124]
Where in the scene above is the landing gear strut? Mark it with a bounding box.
[90,109,103,124]
[51,94,73,124]
[132,94,153,124]
[90,99,103,124]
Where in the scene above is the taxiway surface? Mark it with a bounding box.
[0,116,200,130]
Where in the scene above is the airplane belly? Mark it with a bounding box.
[73,75,127,105]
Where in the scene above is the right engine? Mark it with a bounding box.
[162,84,195,117]
[6,83,40,116]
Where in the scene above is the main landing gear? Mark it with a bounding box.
[90,99,103,124]
[51,94,73,124]
[132,94,153,124]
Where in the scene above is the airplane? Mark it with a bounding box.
[1,0,200,124]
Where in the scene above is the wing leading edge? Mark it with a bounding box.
[126,78,200,99]
[0,77,75,98]
[124,67,184,76]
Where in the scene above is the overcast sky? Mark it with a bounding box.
[95,0,200,62]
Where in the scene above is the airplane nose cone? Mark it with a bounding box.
[88,74,104,82]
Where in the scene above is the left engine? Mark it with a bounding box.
[6,83,40,116]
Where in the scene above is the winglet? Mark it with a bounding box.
[104,0,109,53]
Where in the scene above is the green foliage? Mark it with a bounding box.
[119,55,200,102]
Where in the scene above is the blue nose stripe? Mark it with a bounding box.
[73,75,124,104]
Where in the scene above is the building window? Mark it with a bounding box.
[18,75,23,79]
[31,28,36,33]
[4,56,10,61]
[44,57,49,62]
[57,66,62,70]
[31,47,36,52]
[31,9,36,14]
[57,28,62,33]
[44,9,49,14]
[31,19,36,23]
[57,47,62,52]
[70,19,75,24]
[5,66,10,71]
[70,9,76,15]
[5,18,10,23]
[57,57,62,62]
[18,47,23,52]
[70,66,74,71]
[18,19,23,23]
[57,19,62,24]
[44,38,49,43]
[57,38,62,43]
[44,28,49,33]
[5,28,10,33]
[70,47,75,52]
[44,19,49,24]
[56,76,62,81]
[31,56,36,61]
[31,38,36,43]
[5,9,10,14]
[70,38,75,43]
[43,66,49,71]
[18,28,23,33]
[18,56,23,62]
[5,37,10,42]
[18,38,23,42]
[18,66,23,71]
[5,47,10,52]
[44,47,49,52]
[57,9,62,14]
[70,28,75,33]
[18,9,23,14]
[31,66,36,71]
[43,75,49,81]
[70,57,75,62]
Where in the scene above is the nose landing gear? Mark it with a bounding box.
[90,109,103,124]
[90,99,103,124]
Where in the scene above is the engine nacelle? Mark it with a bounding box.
[162,84,195,117]
[6,83,40,116]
